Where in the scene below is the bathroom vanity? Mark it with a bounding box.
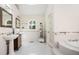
[3,34,22,55]
[0,6,21,55]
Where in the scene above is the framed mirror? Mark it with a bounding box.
[16,18,20,28]
[0,7,12,27]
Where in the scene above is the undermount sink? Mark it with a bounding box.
[2,34,19,40]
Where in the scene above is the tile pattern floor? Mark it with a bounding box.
[15,41,54,55]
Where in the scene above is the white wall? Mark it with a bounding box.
[20,15,45,42]
[45,4,79,32]
[20,15,45,31]
[53,4,79,32]
[45,4,79,45]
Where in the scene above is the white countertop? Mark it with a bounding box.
[2,34,19,40]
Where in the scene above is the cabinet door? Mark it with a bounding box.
[14,37,18,50]
[18,34,21,48]
[14,34,22,50]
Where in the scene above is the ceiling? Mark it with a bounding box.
[16,4,48,16]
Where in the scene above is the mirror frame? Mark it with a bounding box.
[0,7,13,28]
[16,18,20,28]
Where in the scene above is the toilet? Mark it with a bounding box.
[38,38,44,43]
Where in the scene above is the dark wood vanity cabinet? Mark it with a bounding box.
[14,34,22,50]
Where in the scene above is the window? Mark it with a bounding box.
[29,21,36,29]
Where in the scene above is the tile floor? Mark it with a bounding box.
[15,40,54,55]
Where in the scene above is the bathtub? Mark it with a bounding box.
[53,38,79,55]
[63,39,79,50]
[53,33,79,55]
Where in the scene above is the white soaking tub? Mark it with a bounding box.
[53,38,79,55]
[53,33,79,55]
